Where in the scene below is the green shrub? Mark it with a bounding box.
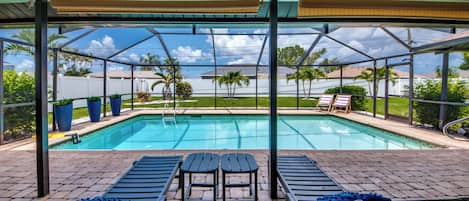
[54,99,73,106]
[414,80,468,128]
[87,96,101,102]
[110,94,121,99]
[324,85,367,111]
[3,70,35,144]
[176,81,193,100]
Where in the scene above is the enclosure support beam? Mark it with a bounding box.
[210,29,217,109]
[35,0,50,197]
[439,52,449,129]
[256,35,269,110]
[384,59,389,120]
[269,0,278,198]
[339,65,343,94]
[107,35,154,59]
[296,65,300,109]
[58,28,96,49]
[408,54,414,126]
[0,40,4,145]
[103,60,107,117]
[372,60,377,118]
[146,28,175,65]
[131,65,134,110]
[380,27,412,50]
[52,49,58,131]
[323,35,374,60]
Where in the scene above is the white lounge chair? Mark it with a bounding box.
[316,94,334,111]
[332,95,352,113]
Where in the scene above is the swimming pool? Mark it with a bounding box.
[51,115,435,150]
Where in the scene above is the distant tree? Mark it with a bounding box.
[277,45,305,66]
[60,51,93,76]
[150,58,183,100]
[459,52,469,70]
[4,29,66,56]
[353,67,398,96]
[213,71,250,98]
[319,57,340,73]
[140,53,161,71]
[287,67,326,99]
[435,67,460,78]
[277,45,327,68]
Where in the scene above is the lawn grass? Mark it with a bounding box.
[365,97,409,117]
[49,96,412,123]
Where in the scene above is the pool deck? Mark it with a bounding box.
[1,150,469,201]
[1,109,469,200]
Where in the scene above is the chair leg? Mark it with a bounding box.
[213,171,217,201]
[222,172,226,201]
[181,171,185,201]
[254,171,258,201]
[249,172,252,195]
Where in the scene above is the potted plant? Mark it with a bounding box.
[109,94,122,116]
[54,99,73,131]
[87,96,101,122]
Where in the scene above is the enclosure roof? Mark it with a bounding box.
[413,30,469,52]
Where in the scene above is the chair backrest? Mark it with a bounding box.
[317,94,334,106]
[334,95,351,106]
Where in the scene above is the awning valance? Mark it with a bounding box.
[298,0,469,20]
[50,0,260,14]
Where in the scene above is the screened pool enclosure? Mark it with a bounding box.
[2,23,468,142]
[1,0,469,199]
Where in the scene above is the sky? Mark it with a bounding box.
[0,26,467,78]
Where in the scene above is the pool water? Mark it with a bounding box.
[51,115,435,150]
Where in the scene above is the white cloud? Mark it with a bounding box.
[207,32,264,65]
[17,59,34,71]
[129,53,140,63]
[171,46,207,63]
[86,35,117,57]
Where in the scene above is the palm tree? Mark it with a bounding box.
[151,71,181,100]
[5,29,66,56]
[140,53,161,71]
[287,67,326,99]
[150,58,183,100]
[354,67,398,96]
[354,68,374,95]
[213,71,250,98]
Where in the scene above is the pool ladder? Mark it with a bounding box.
[162,101,177,127]
[442,116,469,141]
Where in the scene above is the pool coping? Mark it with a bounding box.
[41,109,469,150]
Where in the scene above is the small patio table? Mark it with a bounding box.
[221,153,258,201]
[180,152,220,201]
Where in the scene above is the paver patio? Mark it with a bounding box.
[1,149,469,201]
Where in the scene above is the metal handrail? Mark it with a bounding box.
[443,116,469,141]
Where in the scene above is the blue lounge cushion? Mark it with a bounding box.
[77,197,125,201]
[317,192,391,201]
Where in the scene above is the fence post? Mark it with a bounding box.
[0,40,4,145]
[439,52,450,129]
[131,65,134,110]
[35,0,50,196]
[372,60,377,117]
[339,65,343,94]
[384,59,389,119]
[408,54,414,126]
[52,49,58,131]
[103,60,107,117]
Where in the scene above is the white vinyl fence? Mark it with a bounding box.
[49,75,461,110]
